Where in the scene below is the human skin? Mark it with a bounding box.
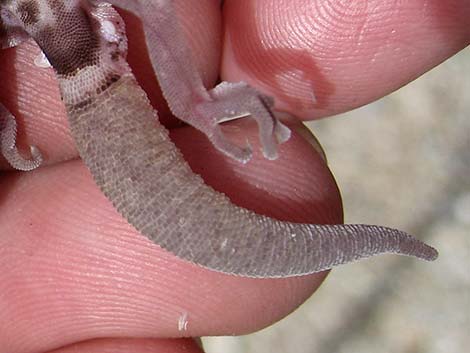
[0,1,468,353]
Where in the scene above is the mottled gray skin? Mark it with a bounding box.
[0,0,437,278]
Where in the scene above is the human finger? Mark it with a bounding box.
[222,0,470,119]
[0,123,336,353]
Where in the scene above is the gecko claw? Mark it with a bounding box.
[275,120,291,144]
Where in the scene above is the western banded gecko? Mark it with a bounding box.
[0,0,438,278]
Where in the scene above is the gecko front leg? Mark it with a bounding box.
[1,0,437,278]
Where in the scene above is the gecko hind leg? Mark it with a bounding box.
[104,0,290,164]
[194,81,292,163]
[0,104,42,171]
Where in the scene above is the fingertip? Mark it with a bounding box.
[170,119,343,224]
[222,0,470,120]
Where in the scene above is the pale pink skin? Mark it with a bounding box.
[0,1,468,352]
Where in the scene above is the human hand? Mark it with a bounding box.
[0,1,468,352]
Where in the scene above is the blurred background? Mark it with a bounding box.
[203,47,469,353]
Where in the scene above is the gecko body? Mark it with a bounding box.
[0,0,438,278]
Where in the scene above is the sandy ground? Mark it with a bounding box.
[203,47,469,353]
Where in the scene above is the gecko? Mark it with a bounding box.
[0,0,438,278]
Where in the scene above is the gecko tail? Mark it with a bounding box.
[59,72,439,279]
[182,216,439,278]
[363,225,439,261]
[299,223,439,269]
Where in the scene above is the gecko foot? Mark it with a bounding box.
[193,81,291,163]
[0,8,30,49]
[0,104,43,171]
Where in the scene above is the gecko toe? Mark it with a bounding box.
[0,104,43,171]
